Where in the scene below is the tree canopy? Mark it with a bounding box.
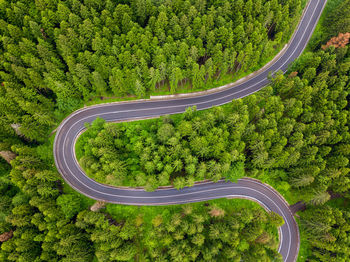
[0,0,301,142]
[80,45,350,205]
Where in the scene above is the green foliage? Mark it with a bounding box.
[2,1,350,261]
[324,0,350,37]
[0,142,282,261]
[307,0,347,50]
[301,204,350,261]
[79,105,247,188]
[56,194,83,219]
[0,146,94,262]
[80,46,350,202]
[0,0,301,142]
[144,203,282,261]
[75,43,350,262]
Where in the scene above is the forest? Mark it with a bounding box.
[0,147,282,261]
[77,0,350,259]
[1,0,350,261]
[80,44,350,205]
[0,0,302,142]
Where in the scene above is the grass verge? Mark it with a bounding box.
[306,0,344,51]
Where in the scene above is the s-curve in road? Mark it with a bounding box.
[54,0,327,261]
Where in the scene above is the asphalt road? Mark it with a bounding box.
[53,0,327,261]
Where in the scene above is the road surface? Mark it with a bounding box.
[53,0,327,261]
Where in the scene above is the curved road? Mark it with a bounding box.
[54,0,326,261]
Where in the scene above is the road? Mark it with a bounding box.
[53,0,327,261]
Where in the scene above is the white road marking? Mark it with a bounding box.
[53,1,327,261]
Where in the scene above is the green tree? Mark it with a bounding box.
[56,194,83,219]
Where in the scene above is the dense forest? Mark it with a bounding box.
[1,0,350,261]
[0,0,301,261]
[0,147,282,261]
[77,107,246,190]
[0,0,302,142]
[80,44,350,205]
[79,45,350,261]
[77,1,350,259]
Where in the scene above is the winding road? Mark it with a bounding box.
[53,0,327,261]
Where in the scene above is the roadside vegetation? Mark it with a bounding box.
[1,0,350,261]
[307,0,350,50]
[0,0,302,142]
[0,150,282,261]
[77,1,350,260]
[77,106,246,191]
[80,44,350,206]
